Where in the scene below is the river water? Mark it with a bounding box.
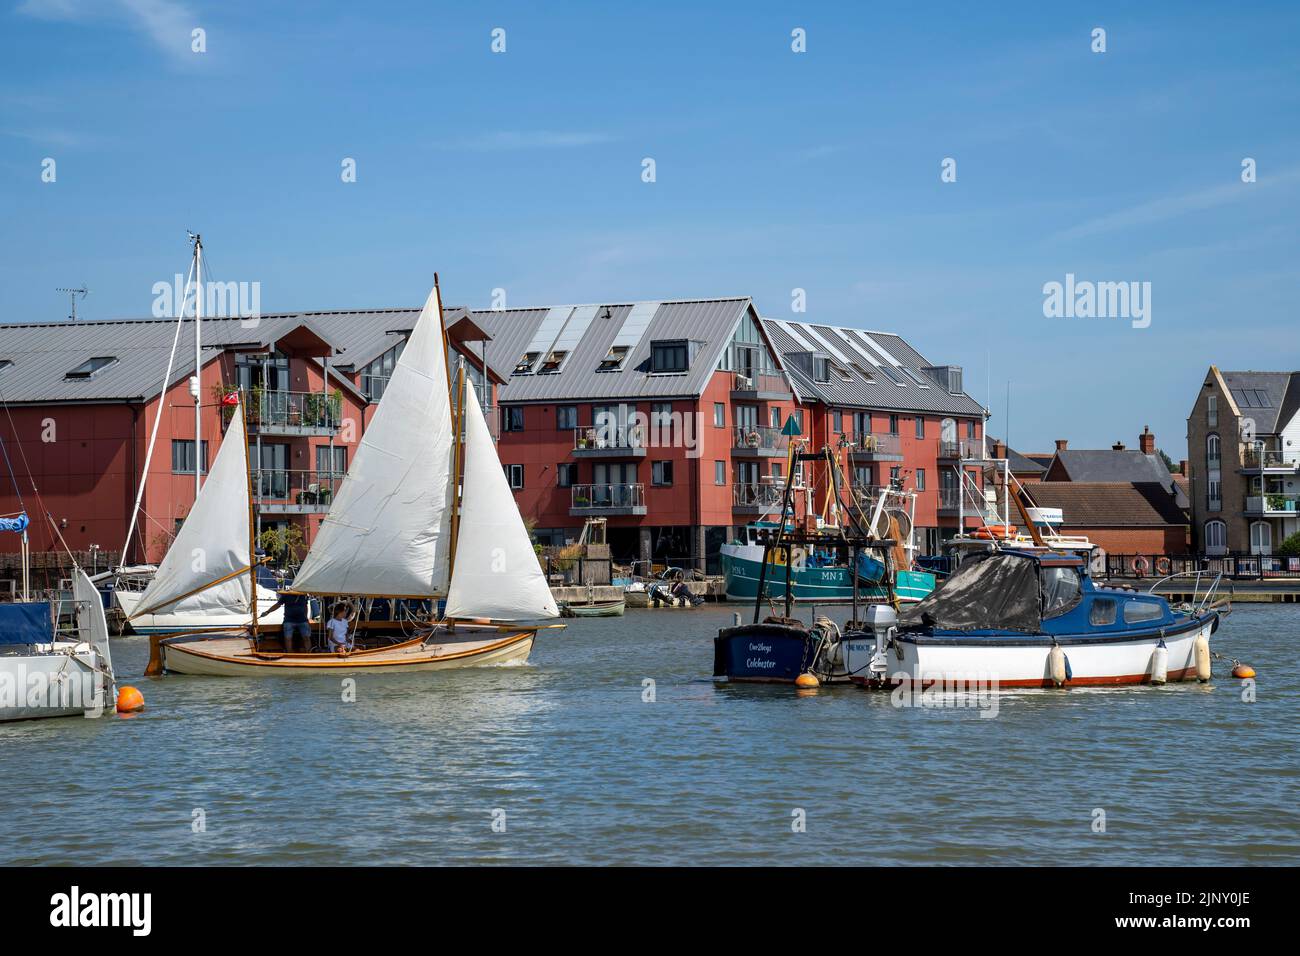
[2,603,1296,865]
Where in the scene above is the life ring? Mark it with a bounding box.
[1155,556,1171,576]
[1130,555,1150,577]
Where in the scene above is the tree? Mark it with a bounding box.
[1158,448,1178,473]
[259,524,306,568]
[1278,531,1300,557]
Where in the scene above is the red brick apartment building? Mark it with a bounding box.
[0,308,500,568]
[0,295,986,577]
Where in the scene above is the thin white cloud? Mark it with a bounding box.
[1054,165,1300,242]
[444,131,614,151]
[17,0,198,64]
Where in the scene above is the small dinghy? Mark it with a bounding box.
[559,598,625,618]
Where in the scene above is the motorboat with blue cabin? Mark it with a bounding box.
[842,548,1225,689]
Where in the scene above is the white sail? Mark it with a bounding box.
[291,286,455,597]
[131,411,252,618]
[445,386,558,621]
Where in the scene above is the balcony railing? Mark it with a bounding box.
[733,480,785,510]
[570,483,646,512]
[938,437,985,459]
[572,425,645,453]
[731,371,790,397]
[242,389,342,435]
[252,469,343,513]
[733,424,787,453]
[938,487,963,511]
[1242,448,1298,471]
[1245,494,1300,515]
[850,433,902,459]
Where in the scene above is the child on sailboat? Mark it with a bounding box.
[326,603,354,653]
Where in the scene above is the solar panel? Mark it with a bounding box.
[516,307,574,374]
[611,301,660,350]
[543,304,599,372]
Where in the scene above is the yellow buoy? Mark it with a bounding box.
[794,672,820,689]
[115,685,145,713]
[1232,664,1256,679]
[1194,633,1212,682]
[1048,643,1067,687]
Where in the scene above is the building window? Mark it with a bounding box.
[1250,521,1272,556]
[915,417,926,439]
[556,405,577,430]
[812,356,830,383]
[714,460,726,485]
[888,414,899,435]
[361,341,405,401]
[1207,394,1218,427]
[714,403,726,427]
[832,409,843,434]
[504,464,524,489]
[966,420,976,439]
[770,407,781,429]
[792,409,804,433]
[652,461,674,486]
[557,463,578,487]
[502,406,525,432]
[315,446,347,476]
[890,466,901,482]
[915,468,926,491]
[1207,478,1221,510]
[1204,520,1227,554]
[853,411,870,438]
[651,340,689,373]
[171,439,209,474]
[65,356,118,379]
[1206,433,1220,468]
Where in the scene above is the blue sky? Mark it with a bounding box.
[2,1,1298,456]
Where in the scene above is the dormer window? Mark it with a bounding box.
[812,355,831,383]
[651,339,689,374]
[598,345,630,372]
[65,356,117,379]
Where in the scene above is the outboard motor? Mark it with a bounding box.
[864,604,898,681]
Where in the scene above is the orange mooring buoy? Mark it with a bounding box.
[794,672,820,689]
[1232,664,1256,679]
[116,686,145,713]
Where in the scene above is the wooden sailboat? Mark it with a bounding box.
[147,279,561,677]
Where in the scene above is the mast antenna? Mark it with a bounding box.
[55,285,88,322]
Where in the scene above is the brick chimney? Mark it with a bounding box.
[992,438,1007,460]
[1139,425,1155,455]
[1179,458,1189,476]
[1055,439,1068,452]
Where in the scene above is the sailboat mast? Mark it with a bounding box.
[193,234,204,500]
[241,395,259,633]
[432,274,467,606]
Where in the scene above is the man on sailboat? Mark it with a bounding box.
[260,591,313,652]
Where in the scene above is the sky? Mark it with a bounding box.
[1,0,1298,457]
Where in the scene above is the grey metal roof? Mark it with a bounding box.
[760,318,986,417]
[986,437,1046,474]
[471,298,761,403]
[1221,370,1297,434]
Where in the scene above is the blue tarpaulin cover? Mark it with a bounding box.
[0,602,54,645]
[0,513,29,533]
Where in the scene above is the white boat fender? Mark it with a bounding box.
[1150,638,1168,685]
[1194,631,1212,682]
[1049,641,1068,687]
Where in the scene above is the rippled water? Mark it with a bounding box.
[2,603,1297,865]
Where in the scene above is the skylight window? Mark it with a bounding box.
[514,351,539,375]
[539,350,566,373]
[829,361,853,382]
[597,345,630,372]
[0,360,12,373]
[900,367,931,388]
[65,356,117,379]
[878,364,907,386]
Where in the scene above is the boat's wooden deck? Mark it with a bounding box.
[169,633,508,663]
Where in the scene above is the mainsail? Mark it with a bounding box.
[444,386,559,621]
[131,410,252,618]
[291,286,455,597]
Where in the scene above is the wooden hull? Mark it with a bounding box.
[156,627,537,676]
[562,600,625,618]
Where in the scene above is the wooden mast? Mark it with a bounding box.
[432,274,467,621]
[241,393,260,637]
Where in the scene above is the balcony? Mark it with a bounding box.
[1241,448,1299,475]
[937,486,962,514]
[253,469,342,515]
[730,371,791,401]
[938,437,985,460]
[570,483,646,516]
[245,389,342,437]
[1244,494,1300,516]
[849,433,903,463]
[572,425,646,458]
[732,424,787,457]
[733,480,785,515]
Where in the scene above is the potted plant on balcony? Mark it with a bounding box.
[1267,493,1291,512]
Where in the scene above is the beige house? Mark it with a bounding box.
[1186,366,1300,555]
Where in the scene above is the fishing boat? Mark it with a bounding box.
[842,548,1223,689]
[147,279,561,677]
[714,445,904,685]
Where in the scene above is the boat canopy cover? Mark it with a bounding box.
[0,513,29,533]
[0,602,54,645]
[901,552,1040,633]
